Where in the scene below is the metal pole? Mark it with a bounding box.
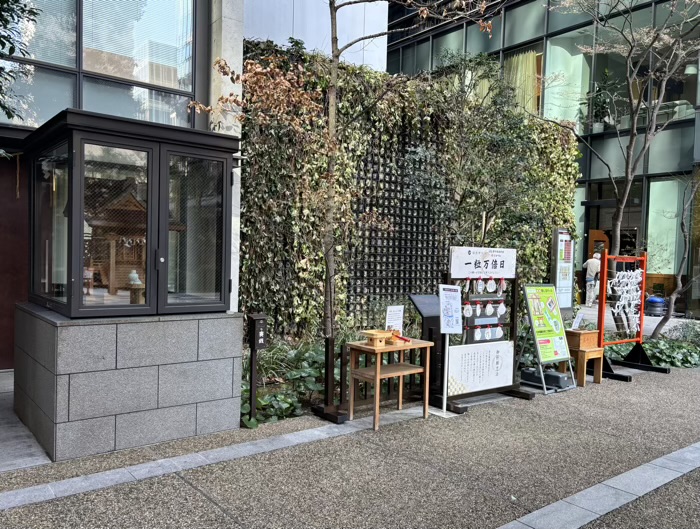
[442,336,449,414]
[250,349,257,421]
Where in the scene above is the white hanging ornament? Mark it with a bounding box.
[463,303,473,318]
[495,325,504,339]
[484,326,492,340]
[497,301,507,316]
[476,277,485,294]
[464,278,471,295]
[485,302,494,316]
[486,277,497,293]
[473,326,482,341]
[497,277,506,296]
[475,302,482,317]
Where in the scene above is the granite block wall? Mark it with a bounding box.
[14,303,243,461]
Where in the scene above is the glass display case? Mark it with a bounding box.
[25,109,238,317]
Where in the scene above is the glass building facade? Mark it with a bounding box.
[388,0,700,315]
[1,0,200,129]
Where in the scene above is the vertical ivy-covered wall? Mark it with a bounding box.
[237,41,580,339]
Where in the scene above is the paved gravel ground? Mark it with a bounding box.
[0,368,698,529]
[0,414,326,494]
[583,469,700,529]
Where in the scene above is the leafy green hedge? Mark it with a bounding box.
[605,339,700,368]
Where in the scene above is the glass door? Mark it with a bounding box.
[76,135,159,316]
[158,147,231,313]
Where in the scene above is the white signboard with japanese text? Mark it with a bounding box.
[385,305,404,335]
[551,229,575,310]
[438,284,463,335]
[447,341,514,396]
[450,247,517,280]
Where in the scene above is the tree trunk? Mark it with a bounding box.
[323,1,340,339]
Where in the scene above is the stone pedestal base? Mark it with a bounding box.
[14,303,243,461]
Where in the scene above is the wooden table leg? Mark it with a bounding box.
[593,355,603,384]
[557,362,568,374]
[398,349,404,410]
[374,354,381,431]
[576,352,587,388]
[423,346,430,419]
[348,348,355,421]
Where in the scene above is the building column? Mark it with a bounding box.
[209,0,243,312]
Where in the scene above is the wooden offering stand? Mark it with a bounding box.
[350,331,431,430]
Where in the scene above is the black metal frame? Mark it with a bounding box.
[25,109,239,318]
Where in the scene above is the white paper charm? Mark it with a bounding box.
[497,277,506,296]
[473,327,482,341]
[476,278,485,294]
[486,278,496,292]
[484,326,492,340]
[463,303,473,318]
[495,325,504,339]
[497,302,507,316]
[475,302,482,317]
[485,302,494,316]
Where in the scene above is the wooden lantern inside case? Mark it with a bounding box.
[360,330,394,348]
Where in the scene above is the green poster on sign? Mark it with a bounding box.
[523,284,570,364]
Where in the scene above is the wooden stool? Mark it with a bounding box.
[558,347,604,387]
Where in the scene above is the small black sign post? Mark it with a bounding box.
[246,313,268,423]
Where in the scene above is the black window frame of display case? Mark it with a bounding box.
[24,109,239,318]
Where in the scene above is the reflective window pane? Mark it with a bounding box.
[647,179,683,275]
[590,135,645,178]
[595,8,652,130]
[548,0,590,33]
[432,26,464,69]
[33,144,69,302]
[504,1,545,47]
[167,155,224,304]
[17,0,76,66]
[467,16,501,54]
[83,77,190,126]
[648,124,694,173]
[0,61,75,127]
[387,49,400,74]
[82,144,149,306]
[401,45,415,75]
[83,0,193,91]
[544,27,592,132]
[415,38,430,72]
[504,43,543,114]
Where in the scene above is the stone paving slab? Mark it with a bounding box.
[583,469,700,529]
[518,500,599,529]
[0,393,50,473]
[602,464,682,496]
[563,484,637,516]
